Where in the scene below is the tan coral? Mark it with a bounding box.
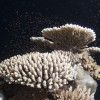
[0,50,78,91]
[41,24,96,51]
[86,47,100,53]
[55,86,94,100]
[31,24,96,51]
[79,51,100,80]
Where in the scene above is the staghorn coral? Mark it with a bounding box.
[0,24,100,100]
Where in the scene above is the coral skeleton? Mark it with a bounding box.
[0,24,100,100]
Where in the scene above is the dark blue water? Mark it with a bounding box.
[0,0,100,99]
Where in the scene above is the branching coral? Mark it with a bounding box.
[0,24,100,100]
[78,50,100,80]
[0,50,78,91]
[55,86,94,100]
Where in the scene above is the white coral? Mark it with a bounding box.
[0,50,78,91]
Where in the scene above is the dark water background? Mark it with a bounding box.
[0,0,100,99]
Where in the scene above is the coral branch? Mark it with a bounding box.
[86,47,100,53]
[79,51,100,80]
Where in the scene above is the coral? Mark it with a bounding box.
[0,50,78,91]
[0,24,100,100]
[55,86,94,100]
[86,47,100,53]
[79,51,100,80]
[31,24,96,51]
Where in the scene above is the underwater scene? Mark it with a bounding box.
[0,0,100,100]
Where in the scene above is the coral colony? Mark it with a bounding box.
[0,24,100,100]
